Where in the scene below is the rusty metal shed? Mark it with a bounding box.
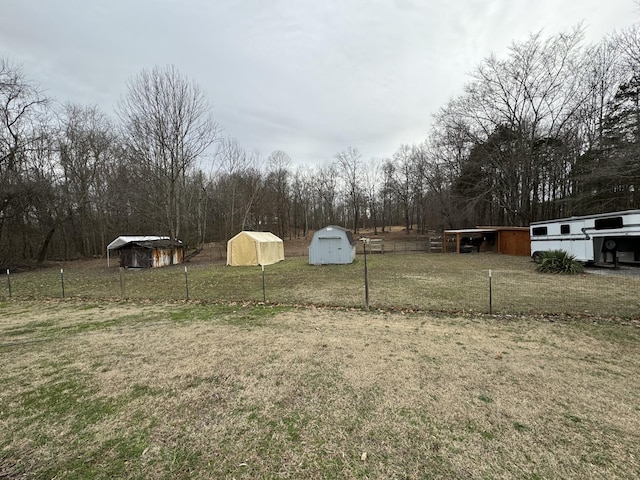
[443,227,530,256]
[107,236,184,268]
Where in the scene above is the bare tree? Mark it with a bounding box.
[389,144,416,233]
[312,163,339,228]
[425,119,476,228]
[57,103,114,257]
[212,137,264,239]
[0,57,50,263]
[265,150,291,238]
[181,168,210,251]
[117,65,218,260]
[615,23,640,74]
[433,28,590,225]
[577,38,622,149]
[410,144,431,234]
[362,157,383,234]
[335,147,363,233]
[290,167,311,237]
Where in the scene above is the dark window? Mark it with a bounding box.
[594,217,623,230]
[561,224,570,234]
[532,227,547,235]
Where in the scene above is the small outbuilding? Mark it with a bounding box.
[107,236,184,268]
[443,227,530,256]
[226,231,285,266]
[309,225,356,265]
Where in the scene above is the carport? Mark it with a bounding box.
[443,227,530,256]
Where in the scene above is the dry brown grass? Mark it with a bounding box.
[1,300,639,479]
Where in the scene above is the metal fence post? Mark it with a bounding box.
[184,266,189,301]
[361,238,370,310]
[119,267,125,300]
[60,268,65,298]
[6,269,11,298]
[488,269,492,315]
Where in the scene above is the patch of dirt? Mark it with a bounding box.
[585,264,640,277]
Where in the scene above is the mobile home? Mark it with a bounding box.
[529,210,640,266]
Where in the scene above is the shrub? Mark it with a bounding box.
[534,250,585,274]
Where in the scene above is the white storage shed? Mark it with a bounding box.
[309,225,356,265]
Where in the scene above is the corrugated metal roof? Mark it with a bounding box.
[107,236,182,250]
[315,225,356,245]
[444,227,529,234]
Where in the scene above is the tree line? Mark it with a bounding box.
[2,23,640,266]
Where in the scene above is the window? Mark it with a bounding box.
[532,227,547,236]
[594,217,623,230]
[560,224,570,234]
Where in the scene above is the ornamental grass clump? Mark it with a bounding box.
[535,249,585,274]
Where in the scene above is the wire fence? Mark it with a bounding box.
[3,257,639,320]
[359,239,443,254]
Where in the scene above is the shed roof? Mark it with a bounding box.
[107,236,182,250]
[444,227,529,235]
[444,228,498,235]
[314,225,356,245]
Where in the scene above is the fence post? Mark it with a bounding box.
[60,268,65,298]
[261,264,266,303]
[119,267,125,300]
[6,269,11,298]
[361,238,370,310]
[488,269,492,315]
[184,265,189,301]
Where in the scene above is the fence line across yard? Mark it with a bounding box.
[2,255,639,319]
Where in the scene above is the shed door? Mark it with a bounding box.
[319,237,341,264]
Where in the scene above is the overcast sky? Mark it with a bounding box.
[1,0,638,167]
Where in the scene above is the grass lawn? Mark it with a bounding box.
[1,300,639,479]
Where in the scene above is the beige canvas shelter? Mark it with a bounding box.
[226,231,285,266]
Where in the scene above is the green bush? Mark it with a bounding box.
[534,250,585,274]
